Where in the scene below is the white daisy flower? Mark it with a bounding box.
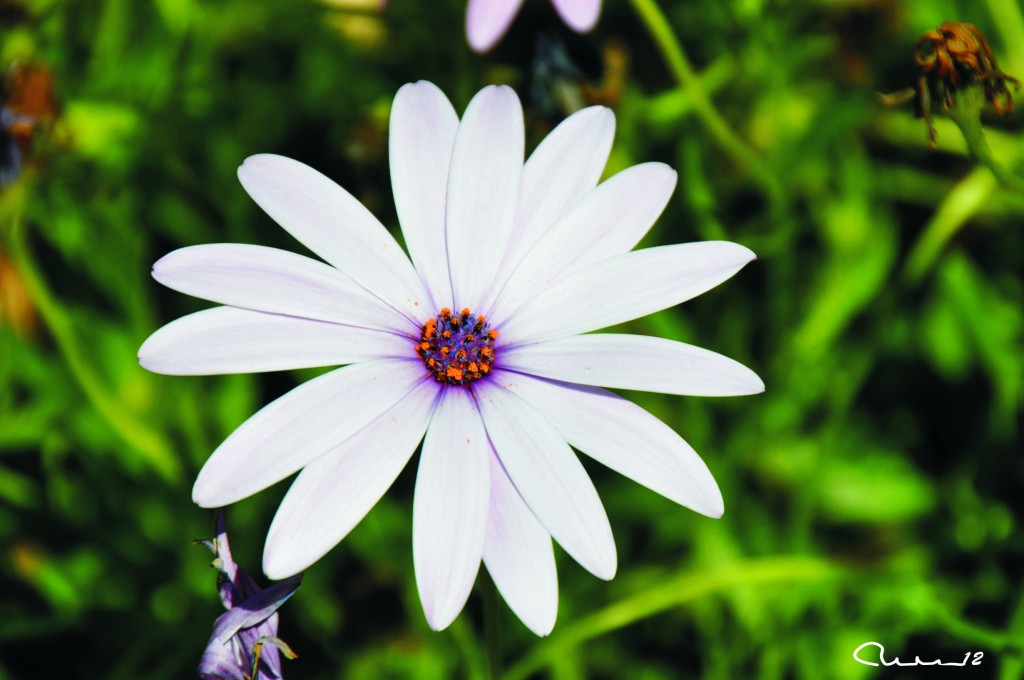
[139,81,763,636]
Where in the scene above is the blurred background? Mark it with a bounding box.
[1,0,1023,678]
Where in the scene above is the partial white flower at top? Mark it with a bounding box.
[467,0,601,53]
[139,81,763,636]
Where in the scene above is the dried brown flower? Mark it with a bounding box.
[915,22,1019,115]
[880,22,1021,147]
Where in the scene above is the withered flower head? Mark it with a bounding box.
[915,22,1020,115]
[197,511,301,680]
[880,22,1020,147]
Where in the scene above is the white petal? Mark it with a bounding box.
[263,379,440,578]
[466,0,525,52]
[390,82,459,311]
[475,381,616,580]
[139,307,412,376]
[489,163,676,323]
[495,370,723,517]
[493,106,615,295]
[193,359,425,507]
[500,334,765,396]
[483,449,558,636]
[551,0,601,32]
[445,86,524,311]
[501,241,756,345]
[414,389,490,630]
[237,154,429,325]
[153,244,411,334]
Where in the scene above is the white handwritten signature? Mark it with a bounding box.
[853,642,983,667]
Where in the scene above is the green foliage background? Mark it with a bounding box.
[1,0,1023,678]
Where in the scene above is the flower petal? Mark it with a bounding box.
[483,449,558,636]
[207,576,302,646]
[495,370,723,517]
[139,307,412,376]
[475,381,616,580]
[193,359,425,507]
[490,163,676,324]
[551,0,601,32]
[466,0,525,52]
[445,86,524,311]
[390,82,459,311]
[237,154,428,325]
[198,643,247,680]
[501,241,756,345]
[500,334,764,396]
[263,379,440,578]
[414,388,490,630]
[492,106,615,294]
[153,244,411,333]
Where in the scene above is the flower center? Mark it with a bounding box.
[417,307,498,386]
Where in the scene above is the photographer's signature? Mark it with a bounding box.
[853,641,984,667]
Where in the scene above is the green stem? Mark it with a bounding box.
[903,167,996,283]
[481,572,502,680]
[506,556,839,680]
[8,213,181,481]
[932,602,1023,655]
[947,86,1024,195]
[904,85,1024,282]
[627,0,783,210]
[997,586,1024,679]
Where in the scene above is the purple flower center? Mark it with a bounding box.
[417,307,498,386]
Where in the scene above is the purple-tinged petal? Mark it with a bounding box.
[263,379,441,578]
[198,513,300,680]
[500,334,765,397]
[139,307,412,376]
[551,0,601,32]
[500,241,756,345]
[494,370,723,517]
[475,381,616,580]
[208,575,302,647]
[413,388,490,630]
[483,449,558,636]
[237,155,429,326]
[199,643,247,680]
[466,0,525,52]
[390,82,459,311]
[445,86,524,311]
[201,511,267,609]
[193,359,424,507]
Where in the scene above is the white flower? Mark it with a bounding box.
[139,81,763,636]
[467,0,601,53]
